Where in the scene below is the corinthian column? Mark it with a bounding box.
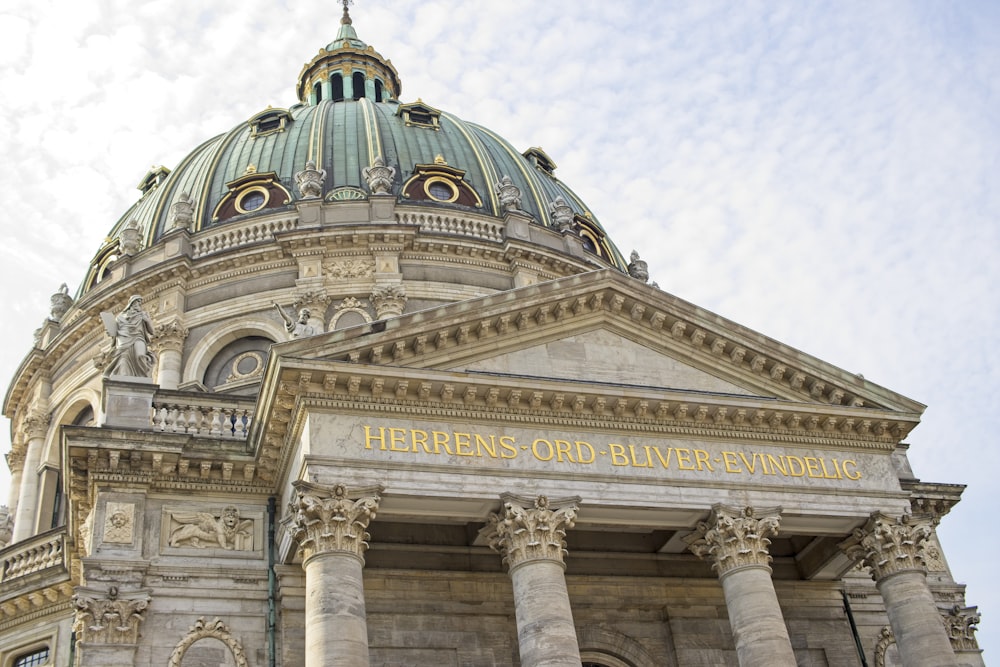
[684,505,797,667]
[484,494,582,667]
[288,481,382,667]
[12,410,49,543]
[151,320,188,389]
[840,512,957,667]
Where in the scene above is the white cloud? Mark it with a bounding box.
[1,0,997,655]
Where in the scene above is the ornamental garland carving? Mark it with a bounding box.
[483,494,579,569]
[73,586,150,645]
[168,617,249,667]
[288,481,382,561]
[839,512,932,581]
[325,257,376,279]
[684,504,782,576]
[873,626,896,667]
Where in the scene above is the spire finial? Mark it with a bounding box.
[341,0,353,25]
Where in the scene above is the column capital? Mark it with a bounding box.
[288,481,382,563]
[839,511,932,581]
[22,409,51,440]
[150,319,189,353]
[484,494,579,570]
[72,585,151,645]
[683,504,782,576]
[944,604,982,651]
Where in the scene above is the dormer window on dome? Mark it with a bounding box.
[523,147,557,175]
[402,156,482,207]
[576,215,616,261]
[212,166,292,222]
[397,100,441,130]
[249,108,292,138]
[137,166,170,194]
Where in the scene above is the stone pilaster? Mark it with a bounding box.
[151,319,188,390]
[839,512,957,667]
[73,585,151,667]
[288,481,382,667]
[12,410,49,543]
[684,504,797,667]
[944,604,983,665]
[484,494,582,667]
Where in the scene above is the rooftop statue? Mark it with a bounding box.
[100,295,155,378]
[274,302,318,339]
[363,155,395,195]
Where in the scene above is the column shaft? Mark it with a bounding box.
[719,566,797,667]
[510,559,581,667]
[304,551,369,667]
[12,435,43,542]
[878,571,957,667]
[156,347,182,389]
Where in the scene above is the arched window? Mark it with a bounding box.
[331,74,344,101]
[352,72,365,100]
[13,646,50,666]
[313,82,322,103]
[374,79,384,102]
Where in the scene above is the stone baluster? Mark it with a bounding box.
[483,494,582,667]
[12,411,50,543]
[840,512,957,667]
[288,481,382,667]
[684,504,797,667]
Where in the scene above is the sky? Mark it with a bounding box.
[1,0,998,657]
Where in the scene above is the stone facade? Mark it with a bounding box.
[0,9,982,667]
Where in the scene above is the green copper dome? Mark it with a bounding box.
[89,10,627,289]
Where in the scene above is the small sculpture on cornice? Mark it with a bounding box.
[295,160,326,199]
[549,196,575,233]
[627,250,649,283]
[168,506,252,550]
[370,284,407,319]
[274,302,318,339]
[0,506,11,548]
[49,283,73,321]
[101,295,155,378]
[118,219,143,256]
[363,155,395,195]
[169,192,195,231]
[495,175,522,212]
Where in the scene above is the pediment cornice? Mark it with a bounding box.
[267,269,924,413]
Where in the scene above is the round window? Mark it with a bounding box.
[238,190,267,212]
[426,180,456,202]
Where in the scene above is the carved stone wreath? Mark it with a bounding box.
[168,617,248,667]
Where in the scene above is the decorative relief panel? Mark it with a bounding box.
[324,258,376,279]
[103,502,135,544]
[166,507,254,551]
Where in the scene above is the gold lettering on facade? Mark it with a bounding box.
[359,423,866,482]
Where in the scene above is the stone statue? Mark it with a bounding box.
[549,196,575,233]
[169,192,195,231]
[50,283,73,321]
[495,175,522,212]
[0,506,12,548]
[101,295,155,378]
[168,506,252,550]
[273,302,318,338]
[294,160,326,199]
[363,155,395,195]
[627,250,649,282]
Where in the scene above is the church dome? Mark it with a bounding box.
[84,8,627,291]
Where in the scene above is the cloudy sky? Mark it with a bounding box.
[1,0,997,656]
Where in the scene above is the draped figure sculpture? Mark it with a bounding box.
[101,295,155,377]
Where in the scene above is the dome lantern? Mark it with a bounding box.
[296,1,401,105]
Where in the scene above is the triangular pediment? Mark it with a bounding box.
[270,269,924,415]
[453,327,757,398]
